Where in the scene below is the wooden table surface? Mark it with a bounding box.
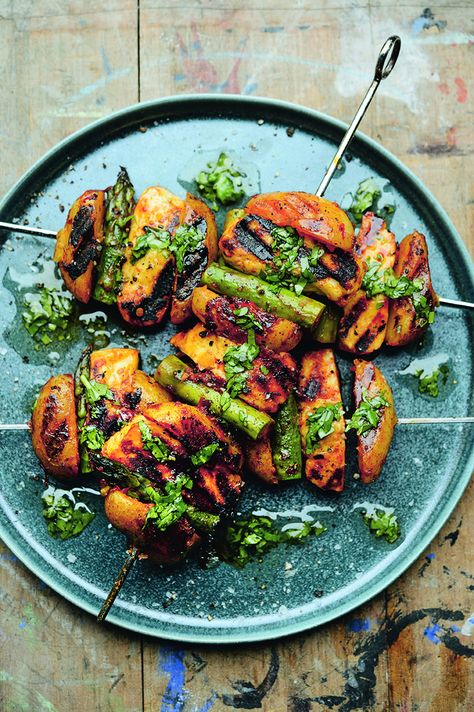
[0,2,473,710]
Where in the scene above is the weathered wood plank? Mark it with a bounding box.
[0,0,138,196]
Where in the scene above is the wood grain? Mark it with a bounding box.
[1,1,473,710]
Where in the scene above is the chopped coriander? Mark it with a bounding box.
[305,403,343,454]
[42,491,95,540]
[171,224,204,272]
[219,390,232,413]
[348,177,396,225]
[223,328,260,398]
[79,424,106,451]
[346,388,390,436]
[131,226,171,263]
[232,306,263,332]
[190,442,221,466]
[416,363,449,397]
[144,475,193,531]
[80,374,114,418]
[195,152,245,211]
[222,515,327,568]
[362,259,424,299]
[362,508,400,544]
[262,225,323,296]
[131,223,204,272]
[412,291,436,327]
[22,287,74,347]
[260,365,269,375]
[138,420,176,462]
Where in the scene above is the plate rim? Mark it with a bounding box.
[0,92,473,644]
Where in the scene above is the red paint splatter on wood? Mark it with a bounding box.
[438,82,450,95]
[176,23,246,94]
[454,77,468,103]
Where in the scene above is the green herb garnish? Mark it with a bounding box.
[138,420,176,462]
[79,424,106,451]
[346,388,390,436]
[22,287,74,347]
[144,476,193,531]
[416,363,449,397]
[262,225,324,295]
[131,223,204,272]
[305,403,343,454]
[362,508,400,544]
[223,329,260,398]
[347,177,395,225]
[131,226,171,263]
[222,515,327,568]
[362,259,435,326]
[190,442,221,466]
[80,374,114,418]
[232,306,263,332]
[195,152,245,210]
[42,491,95,540]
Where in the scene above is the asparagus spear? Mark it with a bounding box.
[312,303,340,343]
[271,392,303,481]
[155,355,273,440]
[202,263,325,330]
[74,345,92,473]
[93,167,135,304]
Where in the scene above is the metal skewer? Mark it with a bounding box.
[3,417,474,432]
[315,35,401,198]
[97,547,139,623]
[0,36,472,313]
[0,221,56,239]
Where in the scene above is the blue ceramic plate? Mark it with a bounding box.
[0,95,472,643]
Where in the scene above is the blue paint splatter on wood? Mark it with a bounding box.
[426,553,435,560]
[451,625,461,632]
[18,620,27,629]
[347,618,370,632]
[159,647,188,712]
[424,623,443,644]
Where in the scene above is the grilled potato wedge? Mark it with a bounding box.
[245,435,278,486]
[171,324,298,414]
[132,370,173,408]
[338,214,396,354]
[353,359,397,483]
[102,486,201,564]
[192,286,302,352]
[170,194,218,324]
[299,350,345,492]
[245,191,354,251]
[53,190,105,303]
[31,374,80,480]
[219,213,363,303]
[386,231,438,346]
[118,186,184,327]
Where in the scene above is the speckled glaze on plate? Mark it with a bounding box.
[0,95,473,644]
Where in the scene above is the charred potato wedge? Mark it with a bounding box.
[386,231,438,346]
[299,350,345,492]
[338,214,396,355]
[53,190,106,303]
[170,194,218,324]
[353,359,397,483]
[171,324,298,414]
[245,191,354,251]
[245,435,278,486]
[31,374,80,480]
[219,213,363,303]
[102,486,201,564]
[192,286,302,352]
[118,186,184,327]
